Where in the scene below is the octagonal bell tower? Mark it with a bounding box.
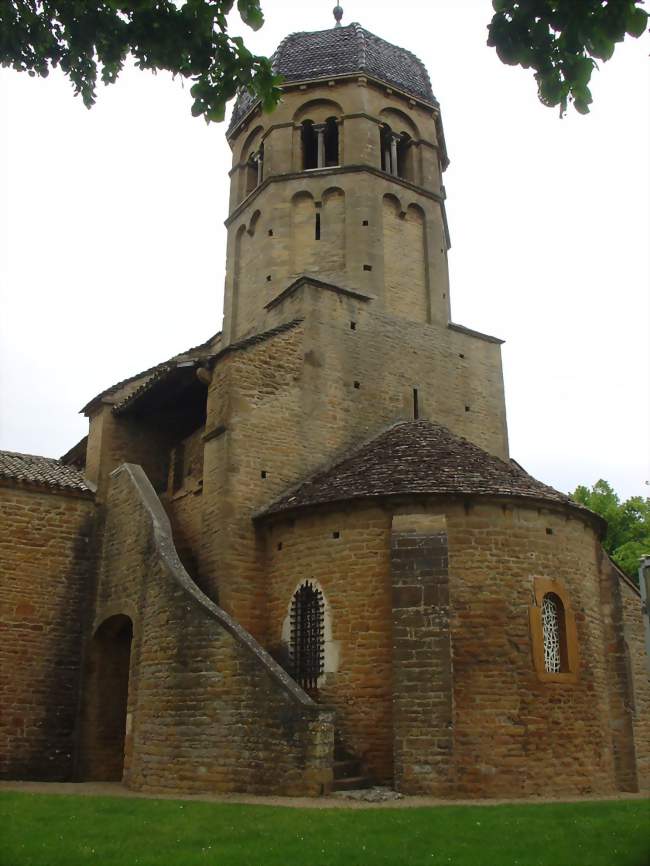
[222,14,451,343]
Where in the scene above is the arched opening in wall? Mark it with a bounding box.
[541,593,567,673]
[396,133,412,181]
[380,123,393,173]
[290,581,324,693]
[245,143,264,196]
[530,577,578,682]
[302,118,339,170]
[380,124,413,180]
[79,614,133,781]
[324,117,339,167]
[302,121,318,170]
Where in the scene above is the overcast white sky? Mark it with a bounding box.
[0,0,648,500]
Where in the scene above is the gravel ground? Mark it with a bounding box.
[1,780,648,810]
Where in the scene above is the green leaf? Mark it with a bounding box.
[626,6,648,37]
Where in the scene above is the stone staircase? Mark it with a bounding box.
[332,734,373,792]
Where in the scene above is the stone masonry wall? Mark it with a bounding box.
[82,463,332,795]
[264,506,393,783]
[447,500,620,798]
[620,572,650,791]
[223,77,449,342]
[262,497,634,798]
[0,483,94,780]
[200,285,507,636]
[596,551,639,792]
[390,512,453,794]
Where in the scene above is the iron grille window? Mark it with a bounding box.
[290,581,324,691]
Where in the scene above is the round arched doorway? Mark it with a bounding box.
[79,614,133,781]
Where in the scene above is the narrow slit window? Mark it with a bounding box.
[315,212,321,240]
[413,388,419,420]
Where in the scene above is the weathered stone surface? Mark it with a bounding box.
[78,463,333,796]
[0,483,94,780]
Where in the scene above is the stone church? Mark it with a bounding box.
[1,16,649,799]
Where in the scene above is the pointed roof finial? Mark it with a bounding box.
[333,5,344,27]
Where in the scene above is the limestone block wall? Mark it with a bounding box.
[228,78,443,196]
[446,501,621,798]
[200,289,507,634]
[390,512,453,795]
[263,285,508,460]
[223,76,450,344]
[620,571,650,791]
[165,426,205,581]
[261,496,638,798]
[224,170,450,342]
[82,463,332,796]
[0,484,94,780]
[263,506,393,783]
[85,405,175,500]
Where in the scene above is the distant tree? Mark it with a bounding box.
[572,479,650,583]
[0,0,282,122]
[488,0,649,115]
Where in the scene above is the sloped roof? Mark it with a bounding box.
[111,318,304,416]
[261,420,599,524]
[0,451,93,495]
[229,22,436,134]
[81,331,222,415]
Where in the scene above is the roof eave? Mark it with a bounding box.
[255,490,606,535]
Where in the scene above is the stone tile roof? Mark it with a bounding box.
[229,22,436,133]
[111,319,304,415]
[81,331,222,415]
[261,421,598,524]
[0,451,94,494]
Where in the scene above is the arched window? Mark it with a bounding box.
[381,124,412,180]
[380,123,393,173]
[302,118,339,170]
[324,117,339,167]
[245,143,264,196]
[541,593,564,673]
[302,121,317,169]
[396,133,412,180]
[290,580,324,691]
[530,578,578,682]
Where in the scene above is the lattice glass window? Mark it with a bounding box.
[290,581,324,691]
[542,593,562,673]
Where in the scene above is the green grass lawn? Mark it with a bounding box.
[1,792,648,866]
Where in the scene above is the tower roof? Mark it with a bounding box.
[229,22,436,134]
[259,420,602,528]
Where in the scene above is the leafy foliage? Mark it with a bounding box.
[0,0,283,123]
[572,479,650,583]
[2,2,647,121]
[488,0,648,115]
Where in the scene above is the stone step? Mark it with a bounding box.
[331,775,374,792]
[334,743,356,761]
[333,758,361,779]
